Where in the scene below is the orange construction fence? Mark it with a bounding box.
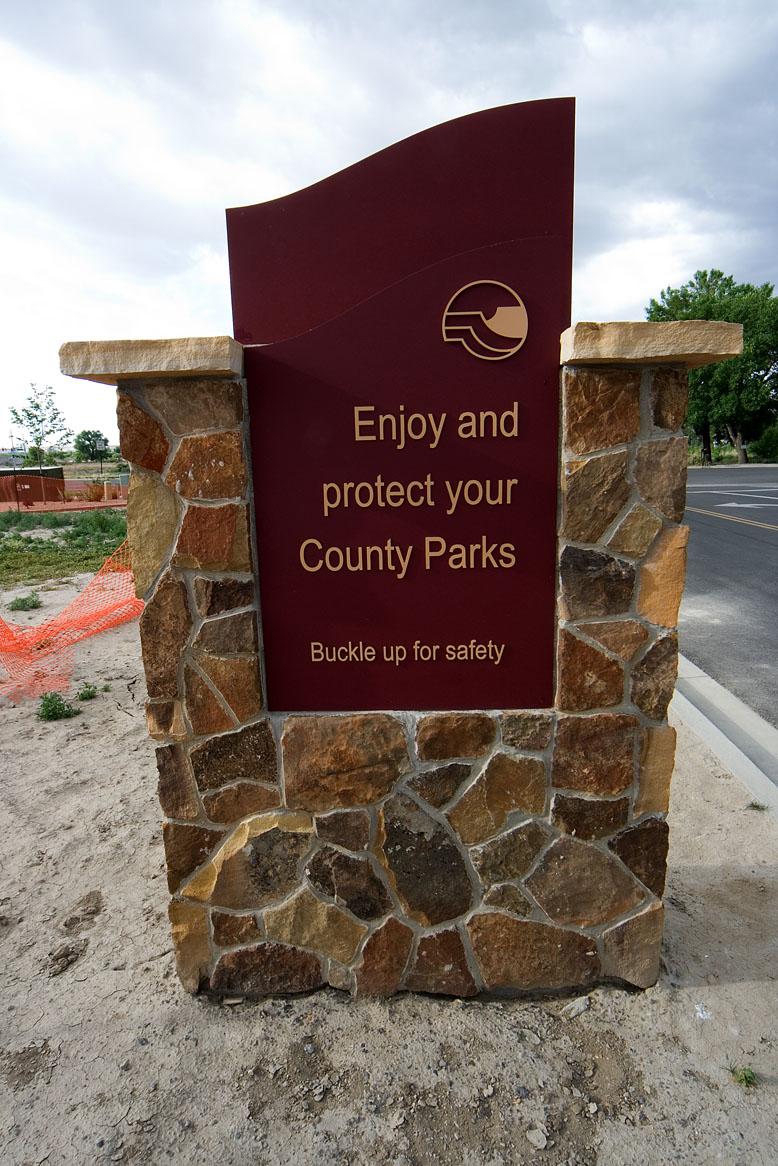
[0,540,144,701]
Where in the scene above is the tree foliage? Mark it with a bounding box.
[74,429,109,461]
[9,384,73,471]
[646,270,778,462]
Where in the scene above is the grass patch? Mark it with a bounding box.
[77,683,98,701]
[746,801,768,812]
[728,1064,758,1088]
[37,692,81,721]
[7,590,42,611]
[0,509,126,586]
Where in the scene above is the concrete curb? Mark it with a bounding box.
[671,654,778,815]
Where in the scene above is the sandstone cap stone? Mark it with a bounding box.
[560,321,743,368]
[60,336,243,384]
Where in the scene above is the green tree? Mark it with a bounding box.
[646,270,778,463]
[74,429,109,461]
[9,384,73,473]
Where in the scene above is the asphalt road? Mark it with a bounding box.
[680,465,778,727]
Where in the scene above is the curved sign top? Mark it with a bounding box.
[228,99,574,712]
[227,98,574,345]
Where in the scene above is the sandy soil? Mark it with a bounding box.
[0,576,776,1165]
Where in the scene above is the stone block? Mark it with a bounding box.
[526,836,645,926]
[211,911,262,947]
[194,612,258,656]
[379,794,473,925]
[202,782,280,824]
[405,930,477,996]
[635,437,687,522]
[559,546,635,620]
[483,884,533,914]
[163,822,224,893]
[355,917,414,996]
[59,336,244,384]
[406,763,471,808]
[208,823,312,910]
[651,368,688,431]
[168,901,210,993]
[551,793,630,840]
[264,888,368,964]
[416,713,496,759]
[156,744,200,819]
[146,699,187,742]
[196,655,262,723]
[563,367,640,454]
[174,504,251,572]
[468,914,600,991]
[631,634,678,719]
[601,901,664,988]
[499,711,553,750]
[306,848,391,920]
[143,377,243,433]
[576,620,648,662]
[636,725,677,816]
[470,821,552,883]
[184,665,234,736]
[556,630,624,711]
[193,576,255,616]
[126,468,181,598]
[139,573,192,700]
[637,525,689,627]
[181,810,313,904]
[553,714,638,796]
[166,432,247,500]
[117,392,170,472]
[609,818,669,896]
[190,720,277,792]
[562,451,630,543]
[448,753,546,843]
[283,714,409,812]
[560,320,742,368]
[315,809,371,851]
[607,504,663,558]
[210,943,323,996]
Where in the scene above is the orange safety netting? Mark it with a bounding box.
[0,540,144,701]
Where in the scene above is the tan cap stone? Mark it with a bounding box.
[59,336,244,384]
[560,321,742,368]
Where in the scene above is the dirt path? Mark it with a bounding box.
[0,578,776,1164]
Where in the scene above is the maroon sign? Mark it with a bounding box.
[227,98,574,712]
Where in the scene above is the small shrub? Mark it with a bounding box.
[729,1064,758,1088]
[749,424,778,463]
[76,683,98,701]
[8,591,42,611]
[101,683,112,692]
[746,801,767,812]
[37,692,81,721]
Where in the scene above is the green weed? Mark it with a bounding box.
[746,801,767,812]
[76,683,98,701]
[37,692,81,721]
[729,1065,758,1088]
[7,591,42,611]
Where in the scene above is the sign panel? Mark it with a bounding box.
[228,99,574,712]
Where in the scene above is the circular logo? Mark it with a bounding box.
[442,280,528,361]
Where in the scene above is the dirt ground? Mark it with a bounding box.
[0,576,776,1165]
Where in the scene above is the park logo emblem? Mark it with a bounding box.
[442,280,529,361]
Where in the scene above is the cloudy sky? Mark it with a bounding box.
[1,0,776,444]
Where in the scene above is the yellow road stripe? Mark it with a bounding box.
[686,506,778,532]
